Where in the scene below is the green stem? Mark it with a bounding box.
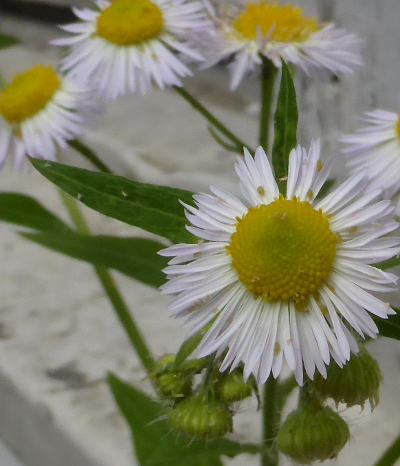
[262,377,280,466]
[68,139,113,174]
[59,191,155,374]
[373,435,400,466]
[259,57,277,150]
[278,376,297,411]
[173,86,252,153]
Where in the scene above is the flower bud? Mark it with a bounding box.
[154,354,191,398]
[312,347,382,409]
[154,353,176,372]
[277,403,349,463]
[215,370,252,403]
[168,396,233,439]
[157,372,192,398]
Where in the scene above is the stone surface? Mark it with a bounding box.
[0,2,400,466]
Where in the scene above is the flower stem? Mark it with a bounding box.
[59,190,155,374]
[259,57,277,151]
[373,435,400,466]
[173,85,251,153]
[262,377,280,466]
[68,139,113,174]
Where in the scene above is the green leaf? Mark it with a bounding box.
[31,159,195,243]
[175,322,213,367]
[21,232,167,288]
[374,309,400,341]
[272,61,298,194]
[0,33,20,50]
[108,373,259,466]
[0,192,71,232]
[375,255,400,271]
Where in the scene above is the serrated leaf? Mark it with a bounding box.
[0,192,71,232]
[31,159,195,243]
[21,232,167,288]
[374,309,400,341]
[108,373,259,466]
[272,61,298,194]
[0,33,20,49]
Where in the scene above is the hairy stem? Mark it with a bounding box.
[174,86,252,153]
[373,435,400,466]
[68,139,113,174]
[259,57,277,151]
[262,377,280,466]
[59,191,155,374]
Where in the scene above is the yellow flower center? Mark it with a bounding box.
[97,0,164,46]
[0,65,60,123]
[227,197,338,302]
[233,1,320,42]
[396,114,400,138]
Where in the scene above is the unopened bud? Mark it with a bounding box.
[154,354,192,398]
[278,403,349,463]
[168,396,233,439]
[216,370,252,403]
[313,347,382,409]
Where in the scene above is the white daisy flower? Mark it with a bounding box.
[0,64,94,169]
[159,141,399,385]
[199,1,362,90]
[52,0,210,99]
[341,110,400,199]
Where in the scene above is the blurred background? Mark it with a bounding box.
[0,1,399,465]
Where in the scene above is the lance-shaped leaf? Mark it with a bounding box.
[108,373,259,466]
[0,192,71,232]
[272,61,298,194]
[374,309,400,341]
[31,159,195,243]
[21,232,167,288]
[0,33,20,50]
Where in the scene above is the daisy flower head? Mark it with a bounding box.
[341,110,400,199]
[0,64,94,169]
[200,1,362,90]
[160,141,399,385]
[53,0,210,99]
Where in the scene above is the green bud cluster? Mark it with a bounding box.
[278,402,350,464]
[312,347,382,409]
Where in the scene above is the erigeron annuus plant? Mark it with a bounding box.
[0,1,400,465]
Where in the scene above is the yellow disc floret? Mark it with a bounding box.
[97,0,164,45]
[396,113,400,138]
[227,196,338,302]
[0,65,60,123]
[233,1,320,42]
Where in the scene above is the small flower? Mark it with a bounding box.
[199,1,362,89]
[341,110,400,198]
[53,0,210,99]
[0,64,93,169]
[160,140,399,385]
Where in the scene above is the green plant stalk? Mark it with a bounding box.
[59,190,155,374]
[260,58,280,466]
[68,139,113,174]
[173,86,251,153]
[259,57,277,151]
[262,377,280,466]
[373,435,400,466]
